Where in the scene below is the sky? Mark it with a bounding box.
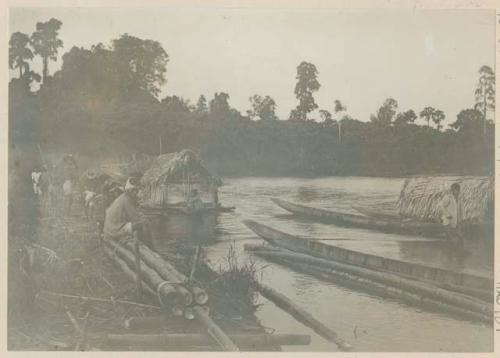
[9,7,495,125]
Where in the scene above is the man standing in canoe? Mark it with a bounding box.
[439,183,463,247]
[103,176,153,248]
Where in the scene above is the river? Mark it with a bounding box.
[156,177,493,352]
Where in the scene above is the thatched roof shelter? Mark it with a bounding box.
[398,176,493,223]
[141,150,221,187]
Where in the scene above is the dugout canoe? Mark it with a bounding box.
[242,220,492,292]
[141,203,235,215]
[351,205,401,220]
[168,204,236,215]
[272,198,444,237]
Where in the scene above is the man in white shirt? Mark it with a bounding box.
[439,183,463,246]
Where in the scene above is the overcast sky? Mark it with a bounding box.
[9,7,495,125]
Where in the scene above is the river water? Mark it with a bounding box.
[157,177,493,352]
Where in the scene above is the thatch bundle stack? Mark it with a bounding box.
[141,150,220,187]
[398,176,493,223]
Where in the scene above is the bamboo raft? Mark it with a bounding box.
[272,198,445,237]
[102,235,316,351]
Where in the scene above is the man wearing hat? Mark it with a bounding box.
[103,176,152,247]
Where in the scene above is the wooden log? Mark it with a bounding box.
[104,239,186,306]
[124,241,208,304]
[245,245,493,317]
[104,246,156,297]
[106,333,311,347]
[192,305,239,351]
[279,257,492,324]
[123,240,201,305]
[133,232,143,300]
[251,280,351,351]
[124,316,167,330]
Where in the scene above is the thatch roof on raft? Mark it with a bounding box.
[141,150,221,187]
[398,176,494,222]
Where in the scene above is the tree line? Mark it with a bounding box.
[9,18,495,177]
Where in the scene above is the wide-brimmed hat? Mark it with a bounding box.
[125,177,142,191]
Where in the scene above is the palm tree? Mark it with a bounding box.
[419,107,435,127]
[30,18,63,83]
[9,32,34,78]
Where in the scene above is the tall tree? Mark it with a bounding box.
[394,109,417,126]
[290,62,320,120]
[9,32,34,78]
[195,95,208,113]
[319,109,333,123]
[209,92,231,118]
[371,98,398,125]
[30,18,64,83]
[111,34,169,97]
[162,95,193,112]
[474,65,495,136]
[248,95,277,120]
[419,107,435,127]
[334,100,346,114]
[431,110,445,131]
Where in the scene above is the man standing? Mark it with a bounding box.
[103,177,152,247]
[439,183,463,247]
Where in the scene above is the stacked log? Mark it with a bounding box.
[122,241,209,305]
[103,237,239,351]
[104,239,182,307]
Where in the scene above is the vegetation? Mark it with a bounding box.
[9,18,495,178]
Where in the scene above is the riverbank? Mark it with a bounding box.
[7,194,276,351]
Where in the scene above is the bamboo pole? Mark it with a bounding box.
[133,231,143,300]
[245,244,493,316]
[104,246,157,298]
[191,286,209,305]
[105,245,188,317]
[192,305,239,351]
[123,240,207,305]
[253,281,352,351]
[124,316,168,330]
[104,239,187,305]
[106,333,311,347]
[39,290,160,310]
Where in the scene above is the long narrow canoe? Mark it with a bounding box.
[351,205,401,220]
[243,220,492,291]
[272,198,444,238]
[141,203,235,215]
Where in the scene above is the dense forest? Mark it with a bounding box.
[9,18,495,177]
